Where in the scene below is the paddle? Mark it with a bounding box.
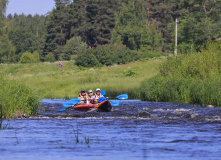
[98,93,128,106]
[71,98,82,104]
[58,109,66,112]
[116,94,128,100]
[58,99,82,111]
[100,90,106,96]
[110,100,119,106]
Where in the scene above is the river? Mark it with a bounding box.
[1,99,221,160]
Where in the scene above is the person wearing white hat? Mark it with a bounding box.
[94,88,103,103]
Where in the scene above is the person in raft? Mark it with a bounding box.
[78,89,88,104]
[87,90,94,104]
[93,88,104,103]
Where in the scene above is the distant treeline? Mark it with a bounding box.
[0,0,221,64]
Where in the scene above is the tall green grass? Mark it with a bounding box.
[0,59,165,99]
[0,76,40,118]
[140,42,221,106]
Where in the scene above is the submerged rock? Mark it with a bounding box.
[137,111,151,117]
[15,110,24,118]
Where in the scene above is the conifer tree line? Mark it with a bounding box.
[0,0,221,64]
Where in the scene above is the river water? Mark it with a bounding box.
[1,100,221,160]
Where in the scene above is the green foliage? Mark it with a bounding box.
[45,52,55,62]
[160,42,221,79]
[1,0,221,63]
[33,51,40,63]
[112,1,164,52]
[0,0,8,19]
[19,51,41,64]
[75,44,140,67]
[140,25,164,52]
[75,52,100,67]
[112,0,146,50]
[124,68,137,77]
[0,76,40,118]
[140,42,221,106]
[63,36,87,60]
[0,34,16,63]
[19,51,34,63]
[8,14,46,60]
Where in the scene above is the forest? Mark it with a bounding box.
[0,0,221,65]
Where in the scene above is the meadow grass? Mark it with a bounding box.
[0,59,165,99]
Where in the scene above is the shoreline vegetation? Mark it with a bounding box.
[0,58,164,118]
[1,41,221,119]
[140,42,221,107]
[0,76,39,119]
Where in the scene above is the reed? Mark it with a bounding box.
[0,76,40,118]
[140,42,221,106]
[0,104,2,129]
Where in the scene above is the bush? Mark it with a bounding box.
[75,44,140,67]
[75,52,100,67]
[45,52,55,62]
[0,76,40,118]
[33,51,40,63]
[19,51,35,63]
[63,36,87,57]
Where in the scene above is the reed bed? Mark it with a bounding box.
[140,42,221,106]
[0,76,40,118]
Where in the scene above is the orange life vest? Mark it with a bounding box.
[94,94,103,103]
[78,93,88,103]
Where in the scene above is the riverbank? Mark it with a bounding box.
[0,58,165,99]
[140,42,221,107]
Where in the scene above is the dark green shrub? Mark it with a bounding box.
[33,51,40,63]
[45,52,55,62]
[75,44,140,67]
[19,51,35,63]
[64,36,87,56]
[75,52,100,67]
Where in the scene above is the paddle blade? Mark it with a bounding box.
[70,98,82,104]
[63,102,74,107]
[98,97,107,103]
[58,109,66,112]
[116,94,128,100]
[100,90,106,96]
[111,101,119,106]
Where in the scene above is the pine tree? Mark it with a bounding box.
[44,0,70,59]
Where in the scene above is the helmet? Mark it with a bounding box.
[96,88,101,91]
[81,89,85,92]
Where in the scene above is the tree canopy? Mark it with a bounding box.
[0,0,221,63]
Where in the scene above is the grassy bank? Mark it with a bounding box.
[0,76,40,119]
[0,59,165,99]
[140,42,221,106]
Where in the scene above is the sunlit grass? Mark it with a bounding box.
[140,42,221,106]
[0,59,165,99]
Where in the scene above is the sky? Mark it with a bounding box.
[6,0,56,16]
